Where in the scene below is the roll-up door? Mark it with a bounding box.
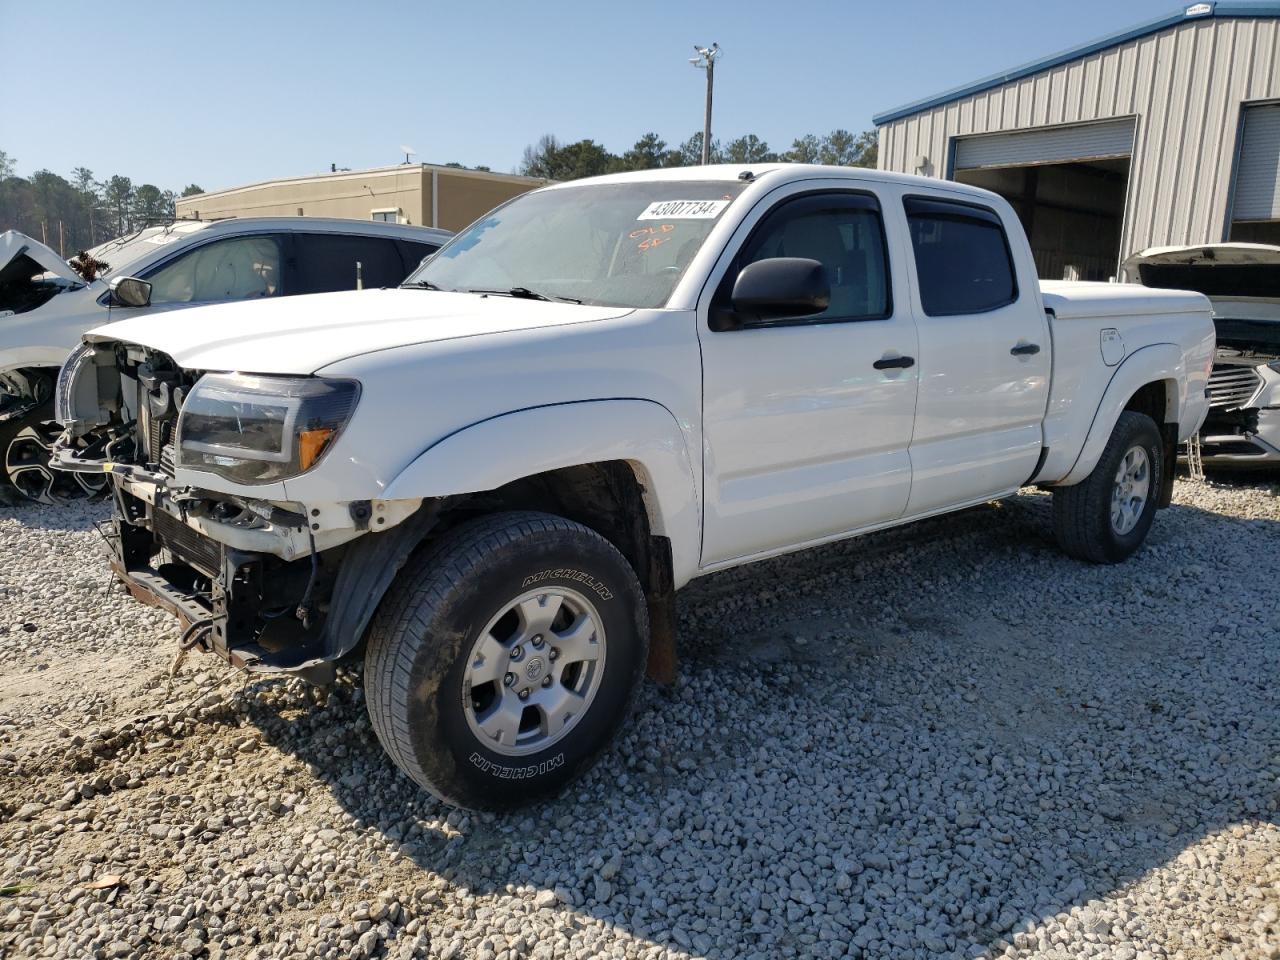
[954,118,1136,171]
[1232,104,1280,222]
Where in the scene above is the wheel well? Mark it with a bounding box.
[0,366,57,417]
[1126,381,1172,427]
[1124,380,1178,508]
[440,461,679,681]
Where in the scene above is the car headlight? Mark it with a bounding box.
[176,373,359,484]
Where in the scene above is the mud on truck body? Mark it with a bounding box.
[53,165,1214,810]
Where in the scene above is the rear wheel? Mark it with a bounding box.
[1,400,108,505]
[1052,410,1163,563]
[364,511,649,810]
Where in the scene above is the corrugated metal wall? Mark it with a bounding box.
[879,16,1280,257]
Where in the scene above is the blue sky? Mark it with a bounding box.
[2,0,1182,191]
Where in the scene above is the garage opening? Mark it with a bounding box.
[1228,103,1280,245]
[951,119,1135,282]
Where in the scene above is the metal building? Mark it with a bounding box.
[875,3,1280,281]
[176,164,547,233]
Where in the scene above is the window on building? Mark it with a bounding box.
[904,197,1017,316]
[371,209,400,223]
[145,235,283,305]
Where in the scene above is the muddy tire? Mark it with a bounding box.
[364,511,649,810]
[1052,411,1163,564]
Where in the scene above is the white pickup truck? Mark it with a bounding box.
[53,165,1214,809]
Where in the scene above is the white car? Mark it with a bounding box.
[0,219,450,503]
[1126,243,1280,468]
[54,165,1214,809]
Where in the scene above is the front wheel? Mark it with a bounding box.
[1,400,108,505]
[364,511,649,810]
[1052,410,1163,564]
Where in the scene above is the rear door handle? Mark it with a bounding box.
[1010,343,1041,356]
[873,355,915,370]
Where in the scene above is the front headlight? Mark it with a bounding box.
[176,373,359,484]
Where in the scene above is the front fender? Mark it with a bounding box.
[1050,343,1185,487]
[383,399,701,584]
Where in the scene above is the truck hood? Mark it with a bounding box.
[84,288,634,374]
[0,230,85,287]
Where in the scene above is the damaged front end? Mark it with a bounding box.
[52,339,427,679]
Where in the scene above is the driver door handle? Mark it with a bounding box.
[873,355,915,370]
[1010,343,1041,356]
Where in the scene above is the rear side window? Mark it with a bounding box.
[291,234,407,293]
[904,197,1017,316]
[397,239,440,273]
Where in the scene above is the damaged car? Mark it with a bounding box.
[1126,243,1280,468]
[51,165,1212,810]
[0,219,449,503]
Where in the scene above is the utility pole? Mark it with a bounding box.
[690,43,721,165]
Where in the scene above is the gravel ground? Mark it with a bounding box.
[1,478,1278,960]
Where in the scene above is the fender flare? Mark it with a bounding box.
[383,398,702,582]
[1053,343,1184,487]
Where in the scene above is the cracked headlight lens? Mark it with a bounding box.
[176,373,359,484]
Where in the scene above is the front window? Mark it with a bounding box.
[404,181,748,308]
[145,235,283,305]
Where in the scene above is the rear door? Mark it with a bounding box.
[901,195,1051,515]
[698,182,920,565]
[289,232,410,293]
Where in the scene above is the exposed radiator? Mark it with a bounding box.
[152,509,221,576]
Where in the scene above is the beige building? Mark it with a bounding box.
[176,164,548,233]
[876,3,1280,281]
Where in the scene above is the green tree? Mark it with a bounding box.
[1,150,17,180]
[133,183,168,224]
[102,175,134,235]
[677,132,722,166]
[725,134,776,164]
[620,133,670,171]
[519,135,616,181]
[180,183,205,197]
[819,129,878,168]
[786,134,822,164]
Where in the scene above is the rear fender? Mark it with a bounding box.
[382,399,701,584]
[1051,344,1184,487]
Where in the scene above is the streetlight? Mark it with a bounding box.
[689,43,721,165]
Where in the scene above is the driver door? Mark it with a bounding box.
[697,184,920,566]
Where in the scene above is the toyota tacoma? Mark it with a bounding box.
[52,165,1214,809]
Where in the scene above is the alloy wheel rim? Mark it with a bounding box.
[5,421,107,505]
[1110,445,1150,536]
[462,586,607,757]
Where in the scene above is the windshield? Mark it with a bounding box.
[89,223,212,278]
[404,180,748,308]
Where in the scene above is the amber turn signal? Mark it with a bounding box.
[298,428,336,471]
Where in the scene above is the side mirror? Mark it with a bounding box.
[109,276,152,308]
[712,258,830,331]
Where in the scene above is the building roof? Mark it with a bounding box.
[178,163,545,205]
[872,2,1280,125]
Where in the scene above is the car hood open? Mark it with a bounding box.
[0,230,85,288]
[84,288,635,374]
[1124,243,1280,301]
